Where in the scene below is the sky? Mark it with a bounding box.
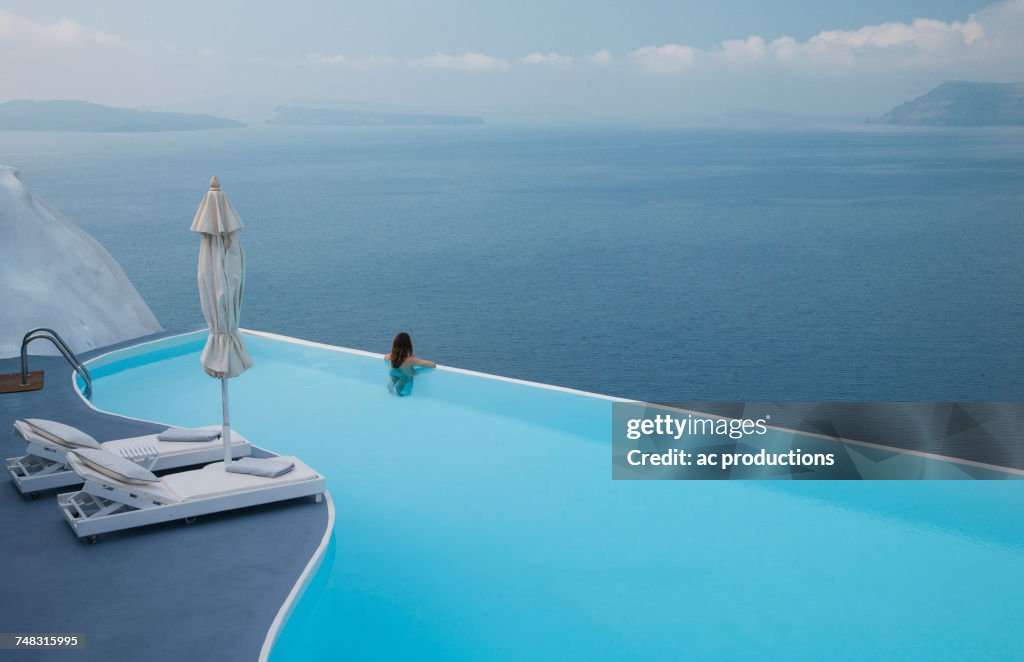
[1,0,1022,124]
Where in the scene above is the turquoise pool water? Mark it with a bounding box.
[86,332,1024,660]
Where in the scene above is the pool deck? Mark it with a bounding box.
[0,333,329,662]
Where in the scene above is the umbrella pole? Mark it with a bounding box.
[221,376,233,465]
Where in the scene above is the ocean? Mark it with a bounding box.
[3,125,1022,401]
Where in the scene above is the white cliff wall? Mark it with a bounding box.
[0,166,162,357]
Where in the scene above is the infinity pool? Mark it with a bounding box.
[84,331,1024,660]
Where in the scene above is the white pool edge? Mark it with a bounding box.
[241,328,630,402]
[75,328,630,407]
[258,490,336,662]
[72,331,203,428]
[74,329,1024,479]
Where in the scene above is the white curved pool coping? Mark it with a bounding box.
[72,325,1024,477]
[258,490,335,662]
[241,328,629,402]
[76,328,631,415]
[73,331,208,428]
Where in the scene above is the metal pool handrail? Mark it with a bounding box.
[20,327,92,400]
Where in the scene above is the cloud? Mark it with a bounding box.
[305,53,394,70]
[587,49,613,65]
[625,0,1024,75]
[521,52,572,65]
[808,17,982,51]
[409,52,509,71]
[628,44,697,73]
[0,9,124,47]
[717,36,767,64]
[772,14,987,68]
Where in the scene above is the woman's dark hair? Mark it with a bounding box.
[390,332,413,369]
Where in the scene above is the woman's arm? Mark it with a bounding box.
[410,356,437,368]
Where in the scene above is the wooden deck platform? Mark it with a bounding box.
[0,370,43,394]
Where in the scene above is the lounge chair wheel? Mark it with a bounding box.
[86,536,98,545]
[185,517,197,525]
[28,492,40,500]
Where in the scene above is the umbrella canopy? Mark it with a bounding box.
[191,176,253,464]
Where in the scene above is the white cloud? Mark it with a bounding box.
[305,53,394,70]
[628,44,697,73]
[587,49,613,65]
[521,52,572,65]
[750,0,1021,72]
[768,36,801,65]
[717,36,767,64]
[0,9,124,47]
[626,0,1024,74]
[808,17,982,51]
[780,14,988,68]
[409,52,509,71]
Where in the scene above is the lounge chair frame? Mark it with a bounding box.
[58,460,325,540]
[7,430,252,495]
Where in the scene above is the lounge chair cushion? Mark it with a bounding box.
[102,433,250,461]
[24,419,101,450]
[157,427,222,442]
[71,448,160,485]
[162,457,319,501]
[225,457,295,478]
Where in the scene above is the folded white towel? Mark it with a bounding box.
[157,428,222,442]
[225,457,295,478]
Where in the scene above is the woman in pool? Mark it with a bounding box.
[385,332,436,396]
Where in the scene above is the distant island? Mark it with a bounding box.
[873,81,1024,126]
[268,106,484,126]
[0,100,244,132]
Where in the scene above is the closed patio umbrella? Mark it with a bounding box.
[191,175,253,465]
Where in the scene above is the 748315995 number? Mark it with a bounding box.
[0,633,84,649]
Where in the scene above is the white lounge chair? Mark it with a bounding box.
[6,420,252,495]
[58,451,325,542]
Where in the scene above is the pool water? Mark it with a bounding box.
[86,332,1024,660]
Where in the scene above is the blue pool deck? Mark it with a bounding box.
[0,333,329,662]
